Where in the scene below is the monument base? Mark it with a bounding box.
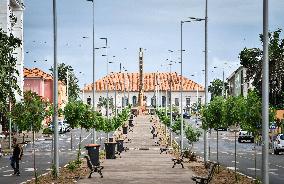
[138,106,146,115]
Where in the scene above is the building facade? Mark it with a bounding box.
[227,66,254,97]
[0,0,25,101]
[82,72,205,114]
[24,68,67,110]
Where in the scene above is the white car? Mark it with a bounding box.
[49,121,66,133]
[273,134,284,155]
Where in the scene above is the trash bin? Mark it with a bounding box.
[116,139,124,153]
[105,142,117,159]
[85,144,100,166]
[123,126,128,134]
[128,119,134,127]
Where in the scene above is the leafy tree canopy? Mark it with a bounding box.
[0,29,21,114]
[208,79,228,100]
[240,29,284,108]
[50,63,80,101]
[10,91,50,132]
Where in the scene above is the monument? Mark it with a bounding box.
[138,48,145,115]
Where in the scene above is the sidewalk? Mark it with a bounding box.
[79,115,195,184]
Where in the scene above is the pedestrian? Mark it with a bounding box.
[10,138,23,176]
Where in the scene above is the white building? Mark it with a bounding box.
[227,66,254,97]
[0,0,25,101]
[82,72,205,114]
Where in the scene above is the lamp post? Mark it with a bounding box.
[100,37,109,141]
[189,0,208,162]
[262,0,269,183]
[180,20,191,151]
[52,0,59,175]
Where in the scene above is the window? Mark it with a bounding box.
[132,96,137,106]
[186,98,190,106]
[198,98,201,105]
[151,96,156,107]
[87,97,91,105]
[175,98,179,106]
[162,96,166,107]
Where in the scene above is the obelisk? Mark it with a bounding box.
[138,48,144,114]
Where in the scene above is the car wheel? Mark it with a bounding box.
[274,149,279,155]
[238,139,242,143]
[251,138,254,143]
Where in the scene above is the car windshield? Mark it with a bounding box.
[280,134,284,140]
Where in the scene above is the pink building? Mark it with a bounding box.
[23,68,67,109]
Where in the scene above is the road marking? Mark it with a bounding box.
[247,168,260,171]
[227,167,239,170]
[269,172,279,176]
[275,164,284,169]
[3,174,13,176]
[25,168,35,172]
[2,169,14,173]
[231,161,239,163]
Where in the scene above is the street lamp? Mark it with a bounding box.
[52,0,59,175]
[188,0,209,162]
[180,20,191,151]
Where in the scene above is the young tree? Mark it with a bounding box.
[10,91,50,181]
[185,124,201,151]
[0,29,22,115]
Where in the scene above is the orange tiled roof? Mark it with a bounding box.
[24,68,53,80]
[83,72,204,92]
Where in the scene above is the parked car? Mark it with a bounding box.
[273,134,284,155]
[49,121,66,133]
[183,112,191,119]
[238,130,254,143]
[64,121,71,132]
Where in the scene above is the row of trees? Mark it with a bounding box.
[9,90,130,181]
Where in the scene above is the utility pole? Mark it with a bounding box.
[262,0,269,183]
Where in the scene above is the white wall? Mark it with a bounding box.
[82,90,205,113]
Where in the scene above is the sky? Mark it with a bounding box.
[23,0,284,88]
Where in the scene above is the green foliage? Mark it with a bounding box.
[10,91,50,132]
[50,63,80,101]
[42,128,53,134]
[67,159,82,172]
[156,109,170,127]
[97,97,114,110]
[208,78,228,100]
[222,96,245,128]
[0,29,22,115]
[201,96,225,130]
[171,116,185,135]
[185,124,201,147]
[240,29,284,108]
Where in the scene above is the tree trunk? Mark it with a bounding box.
[217,129,219,173]
[234,131,237,182]
[33,130,37,183]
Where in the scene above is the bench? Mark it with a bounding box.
[160,144,170,154]
[191,162,217,184]
[84,155,104,178]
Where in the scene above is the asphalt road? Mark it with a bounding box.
[0,129,109,184]
[174,118,284,184]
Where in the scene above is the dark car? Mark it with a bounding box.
[183,112,191,119]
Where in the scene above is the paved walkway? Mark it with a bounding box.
[79,115,194,184]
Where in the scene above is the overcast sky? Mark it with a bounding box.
[23,0,284,87]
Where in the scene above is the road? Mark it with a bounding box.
[173,118,284,184]
[0,129,109,184]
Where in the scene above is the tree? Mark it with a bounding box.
[185,124,201,151]
[201,96,225,170]
[208,79,228,100]
[50,63,80,101]
[0,29,22,115]
[10,91,50,182]
[240,29,284,108]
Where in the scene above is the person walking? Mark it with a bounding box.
[10,138,23,176]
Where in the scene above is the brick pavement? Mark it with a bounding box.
[79,115,195,184]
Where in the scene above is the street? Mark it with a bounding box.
[0,129,108,184]
[177,118,284,184]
